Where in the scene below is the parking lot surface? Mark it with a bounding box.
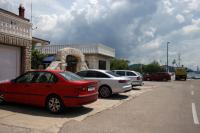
[59,80,200,133]
[0,84,154,133]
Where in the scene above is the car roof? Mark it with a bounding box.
[79,69,109,73]
[29,69,65,73]
[113,70,138,73]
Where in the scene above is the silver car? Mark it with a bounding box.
[112,70,143,87]
[76,69,132,98]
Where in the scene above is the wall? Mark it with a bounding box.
[85,54,112,70]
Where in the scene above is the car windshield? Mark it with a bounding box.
[59,71,83,81]
[136,72,142,77]
[106,71,120,77]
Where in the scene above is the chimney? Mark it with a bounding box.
[19,4,25,18]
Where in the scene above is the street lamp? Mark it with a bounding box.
[167,42,170,72]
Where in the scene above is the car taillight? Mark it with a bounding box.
[118,80,128,83]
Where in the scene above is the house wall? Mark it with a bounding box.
[85,54,112,70]
[0,8,32,74]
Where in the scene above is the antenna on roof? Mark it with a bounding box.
[31,0,32,23]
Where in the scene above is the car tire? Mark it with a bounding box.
[46,95,64,113]
[0,99,4,105]
[99,86,112,98]
[0,94,4,105]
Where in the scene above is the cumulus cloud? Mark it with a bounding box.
[1,0,200,69]
[176,14,185,23]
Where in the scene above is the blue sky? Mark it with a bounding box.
[1,0,200,70]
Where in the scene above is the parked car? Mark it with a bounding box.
[76,69,132,98]
[175,67,187,80]
[112,70,143,87]
[143,72,171,81]
[0,70,98,113]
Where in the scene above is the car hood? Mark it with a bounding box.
[0,80,11,85]
[0,80,11,91]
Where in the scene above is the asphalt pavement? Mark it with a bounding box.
[59,80,200,133]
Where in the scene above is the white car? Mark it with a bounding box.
[76,69,132,98]
[112,70,143,87]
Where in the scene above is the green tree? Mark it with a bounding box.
[143,61,164,74]
[129,64,144,73]
[110,58,129,70]
[31,49,46,69]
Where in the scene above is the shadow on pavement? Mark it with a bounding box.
[103,94,129,100]
[0,103,93,118]
[132,87,141,90]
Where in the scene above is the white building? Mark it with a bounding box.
[35,44,115,72]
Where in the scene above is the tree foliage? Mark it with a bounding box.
[31,49,46,69]
[129,64,144,73]
[129,61,165,74]
[143,61,165,74]
[110,58,129,70]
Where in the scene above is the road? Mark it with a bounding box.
[59,80,200,133]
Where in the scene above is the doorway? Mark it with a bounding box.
[66,55,78,72]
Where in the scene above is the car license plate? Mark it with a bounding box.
[88,86,95,91]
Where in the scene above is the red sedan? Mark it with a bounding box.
[143,72,171,81]
[0,70,98,113]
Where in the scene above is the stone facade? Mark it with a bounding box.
[35,44,115,70]
[0,33,32,73]
[0,7,32,74]
[85,54,111,70]
[47,47,88,72]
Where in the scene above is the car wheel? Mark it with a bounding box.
[0,94,4,105]
[0,99,4,105]
[99,86,112,98]
[163,78,167,81]
[46,95,64,113]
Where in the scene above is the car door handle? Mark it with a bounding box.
[25,84,30,87]
[45,85,51,88]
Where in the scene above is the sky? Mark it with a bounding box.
[0,0,200,70]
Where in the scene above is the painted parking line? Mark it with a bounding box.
[191,91,194,96]
[192,103,199,125]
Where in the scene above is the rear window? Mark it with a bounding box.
[127,71,137,76]
[115,71,125,76]
[59,72,83,81]
[106,71,120,77]
[76,71,87,77]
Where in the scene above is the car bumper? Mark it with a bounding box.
[132,81,143,86]
[63,93,98,107]
[113,84,132,94]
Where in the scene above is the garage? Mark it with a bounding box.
[0,44,21,81]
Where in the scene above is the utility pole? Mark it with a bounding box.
[178,53,181,67]
[31,0,32,23]
[167,42,170,72]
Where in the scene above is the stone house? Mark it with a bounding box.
[0,5,32,81]
[35,44,115,72]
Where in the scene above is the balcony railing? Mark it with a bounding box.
[0,12,31,39]
[36,44,115,58]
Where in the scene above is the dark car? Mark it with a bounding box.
[143,72,171,81]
